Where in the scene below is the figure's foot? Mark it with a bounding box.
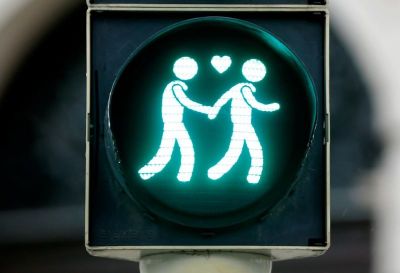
[208,167,223,180]
[177,172,191,182]
[247,174,260,184]
[138,167,155,180]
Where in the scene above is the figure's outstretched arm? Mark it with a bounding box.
[208,90,232,120]
[172,84,212,114]
[241,86,280,112]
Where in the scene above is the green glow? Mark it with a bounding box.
[173,56,198,80]
[208,59,279,184]
[108,17,318,228]
[139,56,279,184]
[211,55,232,73]
[138,57,211,182]
[242,59,267,83]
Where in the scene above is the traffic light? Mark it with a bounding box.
[86,1,329,262]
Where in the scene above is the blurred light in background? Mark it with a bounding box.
[331,1,400,273]
[0,0,398,273]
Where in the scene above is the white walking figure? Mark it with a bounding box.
[138,57,211,182]
[207,59,280,184]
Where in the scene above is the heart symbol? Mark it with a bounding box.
[211,55,232,74]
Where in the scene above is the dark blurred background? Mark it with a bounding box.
[1,0,399,272]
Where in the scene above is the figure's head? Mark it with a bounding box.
[173,57,198,80]
[242,59,266,83]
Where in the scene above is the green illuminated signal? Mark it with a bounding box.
[138,57,212,182]
[208,59,280,183]
[107,17,317,228]
[211,55,232,73]
[138,57,279,184]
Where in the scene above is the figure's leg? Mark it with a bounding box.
[175,123,194,182]
[138,125,175,180]
[245,126,264,183]
[208,130,244,180]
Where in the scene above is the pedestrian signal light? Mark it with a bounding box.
[87,2,329,263]
[105,17,317,228]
